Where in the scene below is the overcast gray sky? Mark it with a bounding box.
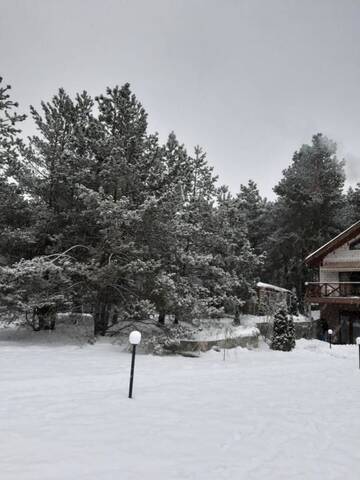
[2,0,360,198]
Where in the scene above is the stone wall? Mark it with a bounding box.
[178,331,259,353]
[256,319,320,340]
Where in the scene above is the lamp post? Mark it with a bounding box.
[128,330,141,399]
[356,337,360,369]
[328,329,333,349]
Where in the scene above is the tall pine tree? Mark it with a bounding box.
[265,133,345,299]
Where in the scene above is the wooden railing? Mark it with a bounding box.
[305,282,360,299]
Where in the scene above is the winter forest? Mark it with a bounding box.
[0,75,358,335]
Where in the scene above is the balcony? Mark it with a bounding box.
[305,282,360,304]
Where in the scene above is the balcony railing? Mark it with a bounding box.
[305,282,360,302]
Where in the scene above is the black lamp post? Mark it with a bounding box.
[128,330,141,399]
[328,329,333,349]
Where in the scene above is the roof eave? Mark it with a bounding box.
[305,220,360,267]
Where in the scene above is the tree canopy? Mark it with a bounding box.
[0,77,354,333]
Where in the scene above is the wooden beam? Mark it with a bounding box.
[305,297,360,305]
[322,262,360,269]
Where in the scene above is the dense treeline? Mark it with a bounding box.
[0,76,357,333]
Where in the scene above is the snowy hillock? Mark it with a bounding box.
[140,319,260,355]
[296,338,359,360]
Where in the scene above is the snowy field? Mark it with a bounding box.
[1,333,360,480]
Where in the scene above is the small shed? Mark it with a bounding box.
[256,282,294,313]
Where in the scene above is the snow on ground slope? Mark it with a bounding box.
[0,333,360,480]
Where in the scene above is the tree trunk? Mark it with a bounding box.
[94,302,111,336]
[233,306,240,326]
[32,305,56,331]
[158,312,165,325]
[35,310,45,331]
[48,311,56,330]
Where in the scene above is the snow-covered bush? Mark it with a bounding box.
[142,324,195,355]
[270,309,296,351]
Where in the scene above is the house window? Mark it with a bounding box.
[349,238,360,250]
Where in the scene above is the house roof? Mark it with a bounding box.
[305,220,360,267]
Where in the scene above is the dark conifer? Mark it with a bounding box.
[271,309,296,351]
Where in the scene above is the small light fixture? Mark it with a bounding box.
[328,329,333,349]
[128,331,141,398]
[129,330,141,345]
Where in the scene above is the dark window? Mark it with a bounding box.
[349,238,360,250]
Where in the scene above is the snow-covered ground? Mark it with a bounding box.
[1,332,360,479]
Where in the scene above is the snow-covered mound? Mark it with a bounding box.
[296,338,360,360]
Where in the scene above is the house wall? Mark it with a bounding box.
[308,228,360,343]
[319,269,339,283]
[320,303,360,343]
[320,304,340,327]
[319,233,360,282]
[322,233,360,265]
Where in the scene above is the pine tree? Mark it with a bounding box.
[0,80,267,336]
[236,180,269,254]
[0,256,75,328]
[265,133,345,299]
[0,76,26,171]
[148,138,221,323]
[214,186,263,324]
[270,309,296,351]
[0,77,31,264]
[343,185,360,226]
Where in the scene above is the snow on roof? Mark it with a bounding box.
[256,282,292,294]
[305,220,360,264]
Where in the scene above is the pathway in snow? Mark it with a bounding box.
[0,335,360,480]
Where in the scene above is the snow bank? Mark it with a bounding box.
[296,338,360,360]
[0,323,94,346]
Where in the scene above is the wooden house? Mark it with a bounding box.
[305,220,360,344]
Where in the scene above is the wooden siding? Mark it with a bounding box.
[319,269,338,283]
[322,233,360,265]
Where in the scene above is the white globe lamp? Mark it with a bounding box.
[128,330,142,398]
[129,330,141,345]
[328,329,333,349]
